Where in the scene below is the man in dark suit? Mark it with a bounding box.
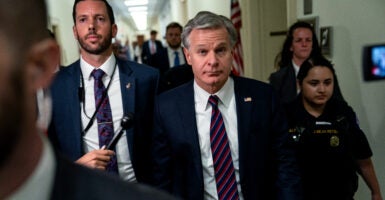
[141,30,163,65]
[159,63,194,93]
[152,11,302,200]
[0,0,174,199]
[48,0,158,184]
[149,22,187,75]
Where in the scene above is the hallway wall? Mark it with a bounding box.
[47,0,77,65]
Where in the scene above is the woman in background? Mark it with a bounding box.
[285,56,382,200]
[269,21,343,105]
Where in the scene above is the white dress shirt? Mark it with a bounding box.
[80,54,136,182]
[194,77,243,200]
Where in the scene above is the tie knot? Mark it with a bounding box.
[91,69,105,80]
[174,51,179,56]
[208,95,219,107]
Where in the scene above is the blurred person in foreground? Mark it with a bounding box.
[285,56,382,200]
[0,0,173,199]
[152,11,302,200]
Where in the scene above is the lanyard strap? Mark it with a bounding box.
[81,61,118,135]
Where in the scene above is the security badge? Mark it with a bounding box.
[330,135,340,147]
[314,121,340,147]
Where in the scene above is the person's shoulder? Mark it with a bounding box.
[234,76,274,92]
[51,60,80,85]
[269,65,292,79]
[158,80,193,99]
[328,98,354,114]
[54,156,176,200]
[155,40,163,45]
[57,60,80,73]
[119,59,159,76]
[152,48,168,58]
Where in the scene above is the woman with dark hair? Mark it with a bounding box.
[285,56,382,200]
[269,21,343,105]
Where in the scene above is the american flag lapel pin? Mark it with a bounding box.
[244,97,252,102]
[126,82,131,89]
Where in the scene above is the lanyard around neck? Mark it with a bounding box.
[80,61,118,135]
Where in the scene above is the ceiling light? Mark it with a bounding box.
[124,0,148,7]
[128,6,148,12]
[131,12,148,31]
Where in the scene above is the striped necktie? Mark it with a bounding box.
[208,95,239,200]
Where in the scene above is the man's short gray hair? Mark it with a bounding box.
[182,11,238,49]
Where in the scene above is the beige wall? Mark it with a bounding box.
[47,0,78,65]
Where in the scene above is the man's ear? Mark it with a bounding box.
[183,47,192,65]
[73,25,79,40]
[27,38,60,90]
[112,24,118,38]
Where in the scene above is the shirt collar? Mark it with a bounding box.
[194,77,234,111]
[80,54,116,80]
[167,47,183,56]
[292,59,300,76]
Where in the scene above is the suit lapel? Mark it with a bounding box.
[67,62,84,156]
[175,82,204,181]
[117,59,135,157]
[233,77,254,183]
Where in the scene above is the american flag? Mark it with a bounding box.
[231,0,244,76]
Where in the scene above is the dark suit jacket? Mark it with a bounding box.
[51,153,175,200]
[159,63,194,93]
[141,40,163,65]
[149,47,187,75]
[269,64,345,105]
[48,57,159,184]
[269,64,297,105]
[152,76,302,200]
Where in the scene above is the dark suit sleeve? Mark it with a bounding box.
[271,91,303,200]
[151,97,172,192]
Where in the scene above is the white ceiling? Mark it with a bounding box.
[108,0,168,31]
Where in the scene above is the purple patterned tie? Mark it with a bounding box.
[208,95,239,200]
[91,69,118,174]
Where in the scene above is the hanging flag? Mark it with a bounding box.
[231,0,244,76]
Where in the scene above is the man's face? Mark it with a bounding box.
[0,32,24,167]
[72,0,117,55]
[150,33,157,41]
[184,28,233,93]
[166,27,182,49]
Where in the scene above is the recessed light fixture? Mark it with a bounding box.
[124,0,148,7]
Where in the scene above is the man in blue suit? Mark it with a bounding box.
[48,0,159,184]
[141,30,163,65]
[152,11,302,199]
[149,22,187,75]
